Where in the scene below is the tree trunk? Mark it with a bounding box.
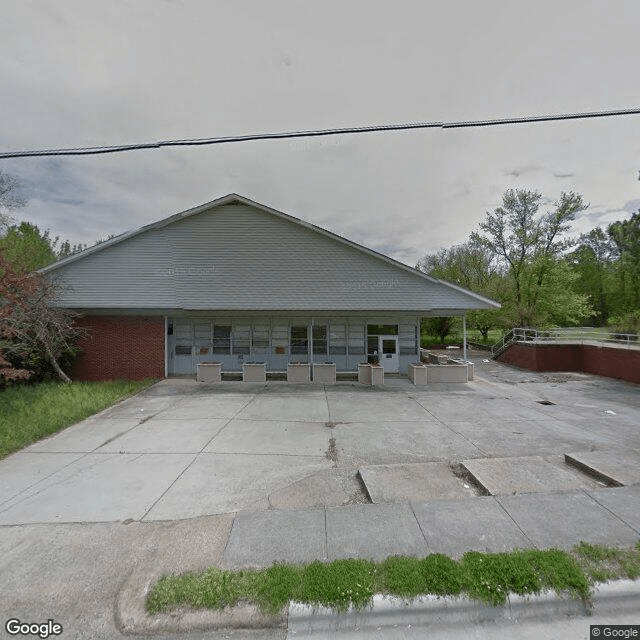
[46,348,72,383]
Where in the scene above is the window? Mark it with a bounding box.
[347,324,365,355]
[399,324,418,355]
[174,320,192,356]
[367,324,398,336]
[312,325,327,355]
[329,324,346,355]
[194,322,211,355]
[233,326,251,355]
[212,325,231,354]
[290,326,308,355]
[252,325,270,352]
[272,325,288,355]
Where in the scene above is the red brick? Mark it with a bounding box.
[71,315,164,381]
[498,342,640,384]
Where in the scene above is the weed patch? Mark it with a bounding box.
[146,544,617,616]
[0,379,154,458]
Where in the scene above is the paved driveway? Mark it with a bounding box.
[1,351,639,525]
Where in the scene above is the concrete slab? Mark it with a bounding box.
[221,508,326,568]
[236,394,330,421]
[333,421,481,466]
[0,453,85,506]
[587,486,640,532]
[359,462,476,503]
[565,450,640,486]
[267,469,368,508]
[144,453,330,519]
[410,397,496,422]
[23,418,143,453]
[157,395,254,420]
[462,456,593,495]
[98,395,182,418]
[327,393,433,422]
[412,496,534,556]
[0,453,196,524]
[204,419,330,456]
[326,503,428,561]
[97,418,228,453]
[452,419,614,458]
[496,491,640,548]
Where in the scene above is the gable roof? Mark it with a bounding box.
[42,194,500,313]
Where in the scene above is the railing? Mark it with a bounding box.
[491,327,639,356]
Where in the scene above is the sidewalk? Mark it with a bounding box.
[116,485,640,636]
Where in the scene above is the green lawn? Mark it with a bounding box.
[145,543,640,616]
[421,328,504,348]
[0,379,155,459]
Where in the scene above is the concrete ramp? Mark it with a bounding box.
[462,456,592,496]
[565,450,640,487]
[358,462,476,503]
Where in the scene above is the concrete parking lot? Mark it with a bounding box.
[1,350,639,525]
[2,351,640,639]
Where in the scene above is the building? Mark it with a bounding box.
[42,194,500,380]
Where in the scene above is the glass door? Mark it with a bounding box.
[379,335,399,372]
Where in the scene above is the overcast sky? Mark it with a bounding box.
[1,0,639,266]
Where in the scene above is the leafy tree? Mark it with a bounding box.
[416,241,504,340]
[470,189,590,326]
[567,228,619,325]
[608,211,640,311]
[422,316,459,343]
[0,222,57,272]
[0,254,84,383]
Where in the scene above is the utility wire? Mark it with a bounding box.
[2,107,640,159]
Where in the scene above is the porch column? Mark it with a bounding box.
[463,314,467,362]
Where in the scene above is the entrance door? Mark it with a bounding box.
[379,335,398,373]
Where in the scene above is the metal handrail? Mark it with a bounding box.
[491,327,638,355]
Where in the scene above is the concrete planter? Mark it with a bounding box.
[358,363,372,384]
[408,363,428,386]
[243,362,266,383]
[287,362,310,383]
[196,362,222,383]
[425,363,468,383]
[313,362,336,384]
[370,364,385,385]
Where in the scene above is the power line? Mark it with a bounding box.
[2,107,640,159]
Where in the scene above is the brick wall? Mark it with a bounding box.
[497,342,640,384]
[72,315,165,381]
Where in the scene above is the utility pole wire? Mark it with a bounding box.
[1,107,640,159]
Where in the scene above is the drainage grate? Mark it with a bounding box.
[537,400,556,405]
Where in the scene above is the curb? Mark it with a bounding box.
[117,572,640,635]
[115,567,285,635]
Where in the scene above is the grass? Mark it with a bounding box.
[421,329,504,348]
[574,541,640,583]
[147,546,601,616]
[0,379,155,458]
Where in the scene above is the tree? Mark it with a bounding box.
[470,189,590,327]
[0,170,27,231]
[0,254,84,383]
[0,222,57,273]
[416,241,504,340]
[422,316,459,343]
[608,211,640,311]
[567,228,619,325]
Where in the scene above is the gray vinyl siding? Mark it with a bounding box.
[49,203,494,312]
